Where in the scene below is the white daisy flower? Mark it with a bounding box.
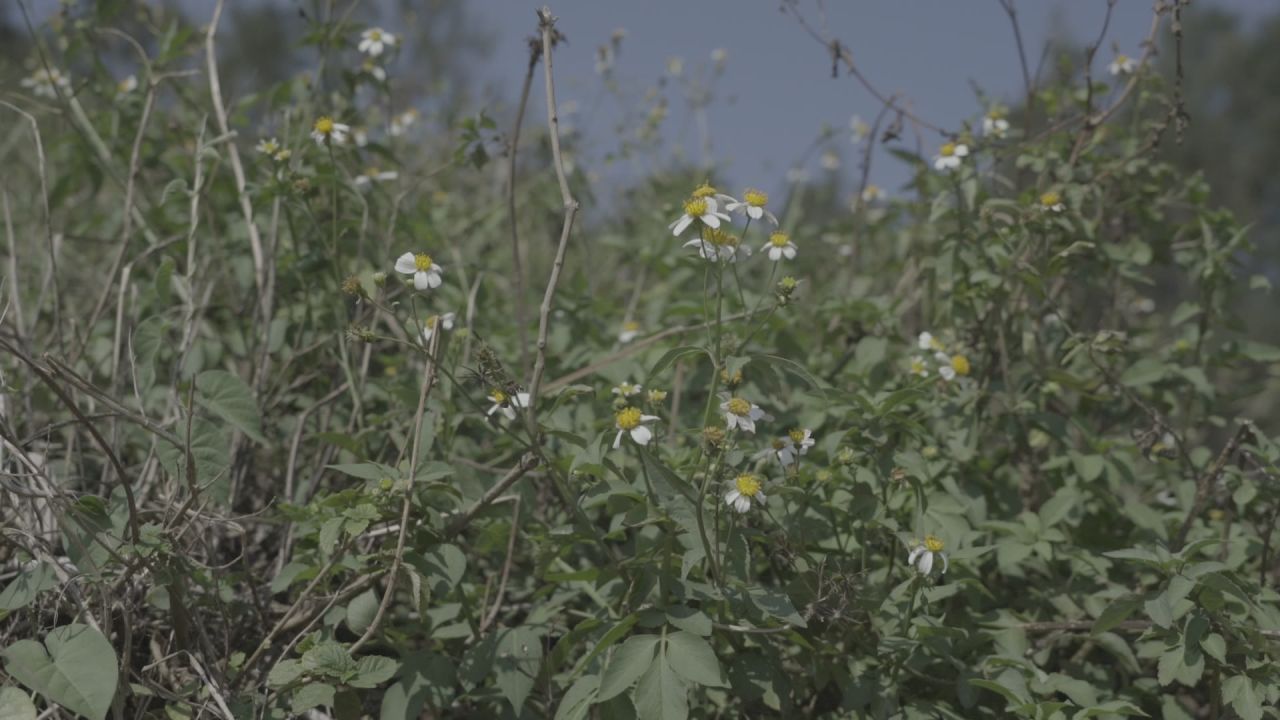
[908,535,949,576]
[725,188,779,226]
[724,472,767,513]
[486,389,530,421]
[355,167,399,188]
[910,356,930,378]
[358,28,397,57]
[611,381,642,398]
[1108,53,1136,76]
[21,67,71,98]
[117,74,138,96]
[820,150,840,171]
[311,116,350,146]
[1039,191,1065,213]
[762,232,797,262]
[619,321,641,343]
[684,228,749,263]
[389,109,419,137]
[721,394,767,434]
[917,331,944,352]
[613,406,660,449]
[850,114,871,143]
[861,184,885,203]
[420,312,455,343]
[256,138,283,156]
[669,196,730,237]
[982,111,1009,139]
[937,351,957,381]
[778,428,815,465]
[361,59,387,83]
[394,251,444,291]
[933,142,969,171]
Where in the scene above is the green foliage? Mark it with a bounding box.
[2,2,1280,719]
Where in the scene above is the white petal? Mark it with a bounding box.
[908,547,923,566]
[919,551,934,575]
[726,490,740,505]
[631,425,653,445]
[702,214,721,229]
[672,215,693,236]
[734,497,751,513]
[763,210,779,227]
[640,415,660,422]
[940,553,949,574]
[755,492,766,505]
[613,430,625,449]
[426,271,443,289]
[747,206,763,220]
[739,417,755,434]
[414,272,431,290]
[394,253,417,274]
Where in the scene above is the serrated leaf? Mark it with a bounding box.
[665,632,726,688]
[195,369,266,444]
[267,659,305,688]
[1222,675,1263,720]
[598,634,659,701]
[291,682,334,713]
[1,624,118,720]
[349,656,398,689]
[345,590,379,635]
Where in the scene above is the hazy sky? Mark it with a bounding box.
[460,0,1273,199]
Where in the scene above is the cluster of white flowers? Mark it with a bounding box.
[910,332,971,381]
[933,141,970,172]
[982,109,1010,139]
[21,67,71,98]
[670,184,798,265]
[357,27,397,84]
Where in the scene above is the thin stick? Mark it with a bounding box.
[508,37,542,373]
[525,6,578,437]
[443,453,541,541]
[479,497,521,633]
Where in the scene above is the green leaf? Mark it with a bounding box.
[748,587,806,627]
[494,626,542,713]
[598,634,659,701]
[195,369,266,444]
[1092,595,1142,635]
[0,563,57,611]
[1,624,118,720]
[0,687,37,720]
[648,346,711,380]
[267,659,305,688]
[1222,675,1263,720]
[379,651,455,720]
[345,590,379,635]
[553,676,597,720]
[1200,632,1226,664]
[665,632,726,688]
[349,656,398,689]
[302,642,356,680]
[327,463,397,481]
[634,655,687,720]
[291,682,335,713]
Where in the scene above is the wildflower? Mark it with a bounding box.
[355,167,399,188]
[1039,191,1065,213]
[933,141,969,171]
[394,251,445,291]
[721,394,766,434]
[311,116,350,146]
[420,312,455,343]
[908,535,949,575]
[613,406,660,448]
[820,151,840,171]
[861,184,885,203]
[701,426,727,451]
[619,321,641,343]
[666,57,684,77]
[982,110,1009,139]
[256,138,283,157]
[21,67,71,98]
[689,182,736,206]
[937,352,971,381]
[762,232,797,262]
[711,48,728,66]
[117,75,138,96]
[361,59,387,83]
[917,332,944,352]
[611,381,642,399]
[685,227,749,262]
[359,28,397,57]
[850,115,871,143]
[1108,53,1137,76]
[341,275,365,298]
[725,472,767,513]
[487,389,530,421]
[389,109,418,137]
[779,428,815,465]
[669,197,730,237]
[725,188,779,226]
[910,356,930,377]
[646,388,668,404]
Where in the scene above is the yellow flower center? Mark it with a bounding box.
[647,389,667,402]
[986,109,1005,120]
[939,142,956,157]
[735,473,762,497]
[425,314,439,329]
[414,253,434,271]
[616,406,642,430]
[744,189,768,207]
[911,358,927,375]
[369,29,383,41]
[691,183,717,199]
[951,355,971,376]
[726,397,751,416]
[683,198,708,217]
[1040,191,1061,207]
[622,320,640,332]
[924,534,945,552]
[789,429,806,443]
[618,383,636,395]
[314,116,335,135]
[491,389,508,404]
[772,438,787,450]
[1116,54,1129,64]
[704,228,739,247]
[769,232,790,248]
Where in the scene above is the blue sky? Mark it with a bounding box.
[461,0,1272,199]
